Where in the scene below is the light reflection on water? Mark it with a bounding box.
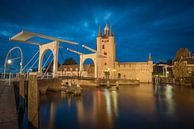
[39,84,194,129]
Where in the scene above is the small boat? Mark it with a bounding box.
[62,83,82,96]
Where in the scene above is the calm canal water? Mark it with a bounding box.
[39,84,194,129]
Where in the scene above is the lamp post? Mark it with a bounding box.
[166,71,169,76]
[104,68,110,80]
[76,68,78,78]
[112,69,116,79]
[63,68,66,77]
[4,47,23,78]
[70,68,73,84]
[3,59,12,78]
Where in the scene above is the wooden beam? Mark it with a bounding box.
[10,30,79,45]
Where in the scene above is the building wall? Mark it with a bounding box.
[95,24,153,82]
[58,61,153,83]
[115,61,153,83]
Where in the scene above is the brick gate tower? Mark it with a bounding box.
[96,24,116,78]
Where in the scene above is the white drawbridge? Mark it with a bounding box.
[10,30,78,78]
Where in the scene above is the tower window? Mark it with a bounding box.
[118,73,121,78]
[102,45,105,49]
[104,52,107,55]
[104,63,107,65]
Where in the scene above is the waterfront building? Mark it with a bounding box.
[173,48,194,78]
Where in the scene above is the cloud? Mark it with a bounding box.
[0,0,193,65]
[0,30,11,37]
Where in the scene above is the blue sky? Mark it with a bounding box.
[0,0,194,72]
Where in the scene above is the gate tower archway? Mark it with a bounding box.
[80,53,98,78]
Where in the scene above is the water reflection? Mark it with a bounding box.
[48,102,56,129]
[154,84,176,120]
[39,84,194,129]
[74,88,118,129]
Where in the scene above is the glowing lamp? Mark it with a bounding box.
[7,59,12,64]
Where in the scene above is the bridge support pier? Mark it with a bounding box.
[28,73,39,129]
[19,74,26,121]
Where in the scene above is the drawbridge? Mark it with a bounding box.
[10,30,78,78]
[9,30,105,79]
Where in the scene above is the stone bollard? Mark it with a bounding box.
[28,73,39,129]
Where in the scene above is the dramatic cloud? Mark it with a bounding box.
[0,0,194,71]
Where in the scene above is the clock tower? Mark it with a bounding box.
[96,24,116,78]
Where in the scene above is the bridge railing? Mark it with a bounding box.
[0,73,20,79]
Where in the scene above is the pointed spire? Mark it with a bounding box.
[109,25,114,36]
[148,53,152,61]
[97,26,101,37]
[104,23,109,36]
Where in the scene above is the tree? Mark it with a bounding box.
[63,58,77,65]
[173,62,190,78]
[175,48,191,60]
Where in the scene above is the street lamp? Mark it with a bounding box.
[112,69,116,79]
[104,68,110,80]
[7,59,12,73]
[8,59,12,72]
[70,68,73,76]
[4,47,23,78]
[166,71,169,77]
[7,59,12,64]
[76,68,78,77]
[64,68,67,76]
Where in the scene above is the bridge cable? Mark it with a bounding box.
[28,57,39,71]
[22,51,39,72]
[41,57,54,79]
[42,52,53,69]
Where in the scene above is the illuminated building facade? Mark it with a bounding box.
[59,24,153,83]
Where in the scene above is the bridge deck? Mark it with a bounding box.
[0,80,19,129]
